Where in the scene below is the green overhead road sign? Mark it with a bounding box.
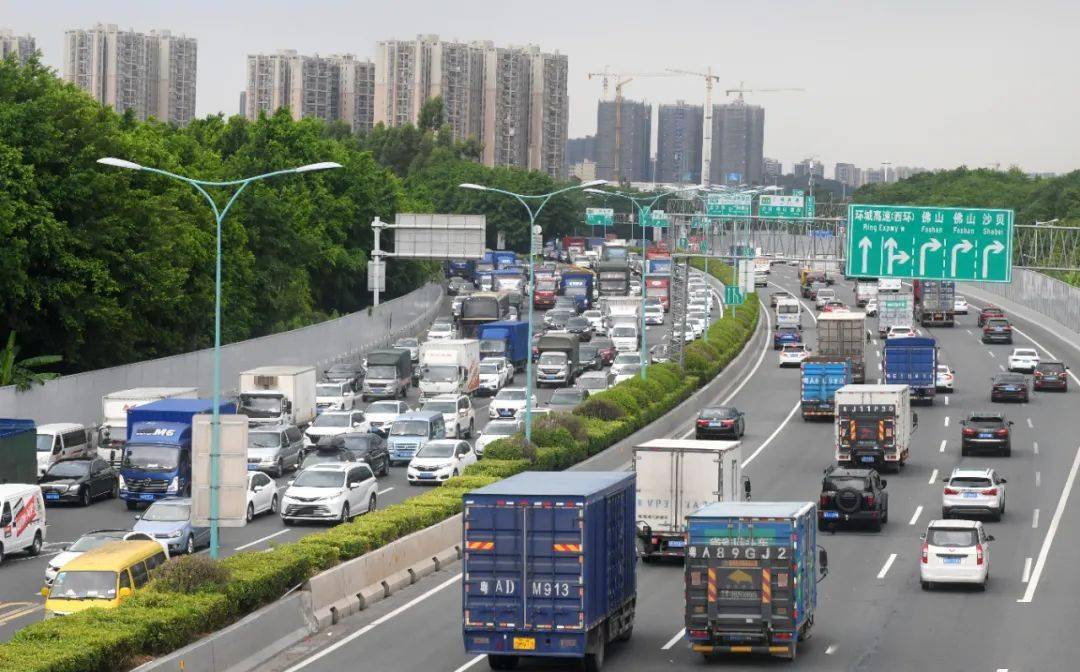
[698,241,708,254]
[585,207,614,226]
[706,193,752,217]
[678,237,688,248]
[759,194,814,219]
[647,210,669,228]
[846,204,1014,282]
[724,285,744,306]
[691,214,708,229]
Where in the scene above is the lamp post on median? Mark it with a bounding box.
[458,179,607,442]
[97,157,341,559]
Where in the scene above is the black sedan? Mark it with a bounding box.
[565,317,593,342]
[578,344,604,371]
[695,406,746,439]
[339,432,390,476]
[990,373,1029,402]
[39,458,118,506]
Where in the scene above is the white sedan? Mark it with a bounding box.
[489,388,535,420]
[427,322,456,340]
[474,419,524,457]
[954,296,969,314]
[935,364,955,392]
[778,344,811,367]
[886,325,917,339]
[1007,348,1039,373]
[582,310,605,333]
[246,471,279,521]
[864,300,878,317]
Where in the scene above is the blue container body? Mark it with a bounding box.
[646,258,673,276]
[883,337,937,399]
[449,260,476,281]
[462,471,636,659]
[476,321,530,370]
[800,360,851,416]
[684,502,818,656]
[560,272,594,310]
[494,251,518,270]
[586,237,605,251]
[0,418,37,484]
[482,251,496,265]
[0,418,36,439]
[125,398,237,441]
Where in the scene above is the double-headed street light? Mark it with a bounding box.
[458,179,607,442]
[98,157,341,559]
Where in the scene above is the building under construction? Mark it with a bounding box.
[245,50,374,130]
[1,30,37,66]
[595,98,652,183]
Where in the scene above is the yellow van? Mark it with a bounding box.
[42,540,167,617]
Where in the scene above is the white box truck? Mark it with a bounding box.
[238,366,317,428]
[99,387,198,465]
[418,339,481,400]
[877,293,915,337]
[834,384,914,471]
[633,438,746,561]
[602,297,641,332]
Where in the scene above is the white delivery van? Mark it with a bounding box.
[0,484,46,561]
[775,297,802,328]
[35,423,94,477]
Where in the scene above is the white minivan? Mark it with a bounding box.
[0,484,46,563]
[36,423,95,477]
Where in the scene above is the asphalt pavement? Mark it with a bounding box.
[259,264,1080,672]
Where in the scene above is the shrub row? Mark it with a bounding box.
[0,261,758,672]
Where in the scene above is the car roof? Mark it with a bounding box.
[427,394,465,401]
[950,467,994,478]
[422,439,465,448]
[36,423,84,434]
[928,518,980,529]
[305,462,352,471]
[60,540,165,571]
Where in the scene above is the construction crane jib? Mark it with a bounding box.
[587,68,676,183]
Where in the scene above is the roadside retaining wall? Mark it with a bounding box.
[962,269,1080,344]
[0,283,444,425]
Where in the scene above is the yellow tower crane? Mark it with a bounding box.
[587,68,676,183]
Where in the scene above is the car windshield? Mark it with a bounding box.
[46,461,90,478]
[51,570,116,600]
[987,319,1009,327]
[424,365,458,382]
[36,435,54,452]
[550,390,583,404]
[580,346,599,359]
[612,327,636,337]
[479,339,505,354]
[142,501,190,522]
[826,476,869,491]
[396,338,418,348]
[423,401,457,413]
[777,328,799,336]
[567,318,589,328]
[416,442,455,458]
[67,533,123,553]
[783,345,805,353]
[249,431,282,449]
[368,402,401,415]
[927,528,978,547]
[123,445,180,471]
[995,374,1025,384]
[580,377,607,390]
[702,407,738,419]
[968,415,1004,426]
[390,420,429,436]
[479,363,499,374]
[313,414,352,427]
[240,395,282,413]
[293,470,346,488]
[614,364,640,375]
[342,436,374,452]
[316,384,344,396]
[367,365,398,379]
[497,390,526,401]
[538,353,566,365]
[937,365,950,373]
[484,422,519,436]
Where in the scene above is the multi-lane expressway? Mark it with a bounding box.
[260,265,1080,672]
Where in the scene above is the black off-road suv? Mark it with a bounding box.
[818,466,889,532]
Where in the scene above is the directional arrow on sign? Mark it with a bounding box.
[951,239,974,277]
[982,239,1005,278]
[883,238,910,275]
[918,237,942,275]
[858,236,872,273]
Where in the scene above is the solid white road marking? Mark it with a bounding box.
[1034,441,1040,455]
[928,469,939,485]
[1009,324,1080,385]
[1022,558,1032,584]
[944,416,950,427]
[1027,418,1034,429]
[719,295,774,406]
[452,656,485,672]
[1036,471,1041,488]
[940,439,947,453]
[877,362,882,372]
[281,573,463,671]
[378,487,395,495]
[1033,508,1040,529]
[1018,445,1080,603]
[742,402,800,468]
[908,506,923,526]
[662,629,686,650]
[825,644,839,655]
[877,553,898,579]
[876,350,881,358]
[234,529,290,552]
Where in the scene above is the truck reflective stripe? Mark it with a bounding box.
[761,568,772,604]
[552,543,581,552]
[466,541,494,550]
[707,568,717,602]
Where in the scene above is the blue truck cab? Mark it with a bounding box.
[800,358,852,420]
[448,259,476,281]
[476,321,529,371]
[684,501,827,661]
[493,251,518,270]
[121,399,235,510]
[883,337,938,404]
[560,272,594,310]
[462,471,636,670]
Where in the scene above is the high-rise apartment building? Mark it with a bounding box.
[245,50,374,131]
[64,24,196,125]
[566,135,595,166]
[763,157,783,182]
[526,46,568,178]
[595,99,652,183]
[709,101,764,185]
[481,45,531,170]
[656,101,703,184]
[245,51,291,118]
[793,158,825,180]
[834,162,860,188]
[1,30,37,65]
[333,55,376,133]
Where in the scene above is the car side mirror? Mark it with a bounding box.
[818,547,828,569]
[743,478,752,499]
[118,587,133,600]
[987,535,996,542]
[912,412,919,430]
[133,514,141,520]
[40,586,50,597]
[1008,421,1014,426]
[0,513,10,527]
[999,478,1007,484]
[919,533,926,541]
[287,480,295,487]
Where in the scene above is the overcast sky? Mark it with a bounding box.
[10,0,1079,175]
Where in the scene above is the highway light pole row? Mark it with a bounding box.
[98,157,341,559]
[458,179,607,443]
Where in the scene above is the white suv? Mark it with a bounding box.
[421,394,475,439]
[407,439,476,484]
[942,468,1007,521]
[280,463,379,525]
[1007,348,1039,373]
[920,519,994,590]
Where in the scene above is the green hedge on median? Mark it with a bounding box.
[0,261,758,672]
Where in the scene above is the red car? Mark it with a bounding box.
[1033,361,1069,391]
[590,337,617,365]
[821,300,847,313]
[977,305,1005,327]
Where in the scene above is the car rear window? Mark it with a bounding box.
[1038,362,1066,373]
[950,477,992,488]
[987,319,1010,327]
[995,374,1026,383]
[928,528,978,547]
[968,416,1003,426]
[700,407,737,420]
[825,476,869,491]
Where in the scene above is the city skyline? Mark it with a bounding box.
[6,0,1080,173]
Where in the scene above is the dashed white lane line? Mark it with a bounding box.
[662,629,686,650]
[1019,445,1080,603]
[1022,558,1032,584]
[988,350,996,358]
[1033,508,1040,529]
[1036,471,1041,488]
[998,364,1005,371]
[1034,441,1040,455]
[876,350,881,358]
[234,529,290,552]
[928,469,939,485]
[877,553,898,579]
[378,487,395,495]
[877,362,883,371]
[908,506,923,526]
[452,656,485,672]
[825,644,839,655]
[944,395,949,406]
[965,329,973,335]
[944,416,950,427]
[940,439,947,453]
[1027,418,1034,429]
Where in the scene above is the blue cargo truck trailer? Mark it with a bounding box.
[476,321,530,371]
[883,337,938,404]
[560,271,595,311]
[121,399,235,509]
[463,472,636,671]
[684,501,828,661]
[800,357,852,420]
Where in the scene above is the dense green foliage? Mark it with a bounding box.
[0,263,759,672]
[0,58,589,373]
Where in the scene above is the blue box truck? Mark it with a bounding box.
[883,337,938,404]
[493,251,518,270]
[800,357,852,420]
[476,321,530,371]
[462,471,636,671]
[560,271,595,311]
[684,501,828,661]
[448,259,476,281]
[121,399,235,509]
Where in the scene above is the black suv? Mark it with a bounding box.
[961,412,1013,456]
[818,466,889,532]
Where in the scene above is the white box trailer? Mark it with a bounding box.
[602,296,641,330]
[238,366,317,428]
[834,384,913,471]
[99,387,198,464]
[633,438,745,560]
[418,339,481,399]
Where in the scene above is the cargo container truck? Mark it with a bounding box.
[913,280,956,327]
[877,292,915,337]
[834,384,914,470]
[596,260,630,297]
[462,472,636,671]
[854,279,878,307]
[99,387,199,465]
[361,350,413,401]
[448,259,476,281]
[634,439,746,561]
[800,357,852,420]
[476,321,530,371]
[560,271,595,311]
[534,276,558,308]
[644,278,671,311]
[684,501,827,661]
[237,367,316,427]
[816,312,867,383]
[459,292,511,339]
[493,251,518,270]
[492,268,525,294]
[883,337,938,404]
[535,334,580,386]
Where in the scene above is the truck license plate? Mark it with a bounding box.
[513,637,535,651]
[668,539,685,548]
[140,493,155,501]
[823,511,839,519]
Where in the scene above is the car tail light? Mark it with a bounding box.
[995,428,1009,437]
[982,488,998,496]
[921,542,928,564]
[976,544,984,565]
[962,428,977,436]
[819,494,831,507]
[696,419,709,427]
[1034,371,1044,378]
[865,494,875,507]
[943,487,959,495]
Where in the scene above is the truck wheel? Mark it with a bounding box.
[584,638,606,672]
[126,501,138,511]
[617,625,633,642]
[110,481,119,499]
[487,655,518,670]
